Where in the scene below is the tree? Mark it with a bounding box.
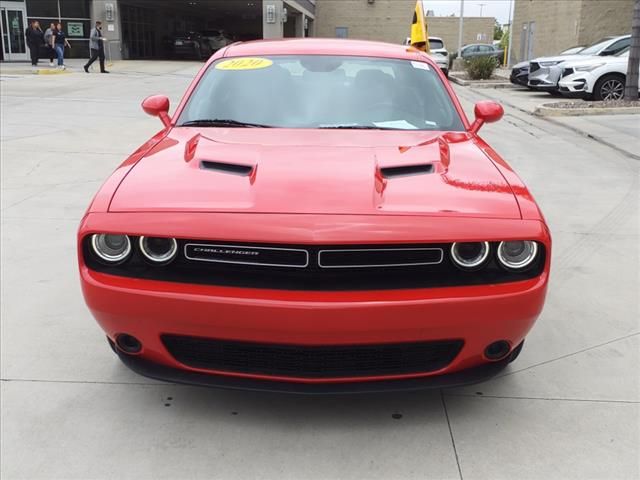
[494,21,503,41]
[626,0,640,100]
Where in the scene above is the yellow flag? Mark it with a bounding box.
[410,1,430,53]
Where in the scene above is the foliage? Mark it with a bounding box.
[499,27,509,51]
[494,21,504,41]
[465,56,498,80]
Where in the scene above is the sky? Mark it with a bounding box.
[422,0,513,25]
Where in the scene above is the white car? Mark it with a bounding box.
[558,50,639,100]
[404,36,450,77]
[528,34,630,93]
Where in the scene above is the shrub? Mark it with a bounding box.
[465,57,498,80]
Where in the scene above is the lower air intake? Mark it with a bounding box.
[162,335,464,378]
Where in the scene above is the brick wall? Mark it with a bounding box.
[427,17,495,53]
[577,0,633,45]
[315,0,415,44]
[511,0,633,63]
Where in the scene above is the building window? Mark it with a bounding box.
[60,0,90,19]
[335,27,348,38]
[26,0,58,18]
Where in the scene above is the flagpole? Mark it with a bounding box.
[506,0,514,67]
[457,0,464,59]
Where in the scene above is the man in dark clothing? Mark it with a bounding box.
[84,21,109,73]
[25,21,44,66]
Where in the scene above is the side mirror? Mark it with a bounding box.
[142,95,171,127]
[470,100,504,134]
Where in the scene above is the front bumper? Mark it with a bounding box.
[82,267,548,388]
[528,65,562,90]
[558,74,590,97]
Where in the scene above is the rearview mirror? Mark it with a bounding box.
[141,95,171,127]
[470,100,504,134]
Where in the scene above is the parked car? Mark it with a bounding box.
[510,45,585,87]
[173,32,212,60]
[451,44,504,65]
[528,34,630,93]
[403,36,450,76]
[201,29,233,52]
[427,36,450,77]
[78,39,550,393]
[559,49,638,100]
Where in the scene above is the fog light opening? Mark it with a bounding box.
[484,340,511,361]
[116,334,142,354]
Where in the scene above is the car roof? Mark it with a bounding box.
[224,38,422,60]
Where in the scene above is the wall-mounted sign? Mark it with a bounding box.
[105,3,115,22]
[68,22,84,37]
[265,4,276,24]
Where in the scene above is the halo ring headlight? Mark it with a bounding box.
[497,241,538,270]
[91,234,132,263]
[139,236,178,264]
[450,242,490,269]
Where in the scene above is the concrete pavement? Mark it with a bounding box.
[1,62,639,480]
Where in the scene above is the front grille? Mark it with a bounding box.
[162,335,464,378]
[84,239,546,290]
[529,62,540,73]
[561,67,574,78]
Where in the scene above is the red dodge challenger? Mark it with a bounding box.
[78,39,551,393]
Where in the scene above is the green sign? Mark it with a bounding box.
[68,22,84,37]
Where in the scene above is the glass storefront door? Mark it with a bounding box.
[1,2,28,61]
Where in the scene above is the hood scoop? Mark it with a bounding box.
[379,163,434,179]
[200,160,254,177]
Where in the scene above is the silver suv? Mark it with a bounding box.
[528,35,630,93]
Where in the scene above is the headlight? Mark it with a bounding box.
[139,236,178,264]
[497,241,538,270]
[450,242,490,269]
[574,63,605,72]
[91,234,131,263]
[539,61,560,67]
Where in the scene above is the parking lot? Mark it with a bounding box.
[1,61,639,479]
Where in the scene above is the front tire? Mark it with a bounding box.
[593,73,625,101]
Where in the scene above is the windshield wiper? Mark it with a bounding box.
[318,124,406,130]
[179,119,273,128]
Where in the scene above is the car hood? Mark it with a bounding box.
[531,53,592,64]
[109,128,521,219]
[562,55,628,68]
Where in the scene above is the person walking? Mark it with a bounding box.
[84,21,109,73]
[44,23,56,67]
[52,23,71,70]
[25,21,44,66]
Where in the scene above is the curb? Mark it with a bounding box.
[449,74,514,89]
[534,104,640,117]
[0,68,72,75]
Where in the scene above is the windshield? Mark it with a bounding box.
[177,55,464,131]
[579,38,613,55]
[429,39,444,50]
